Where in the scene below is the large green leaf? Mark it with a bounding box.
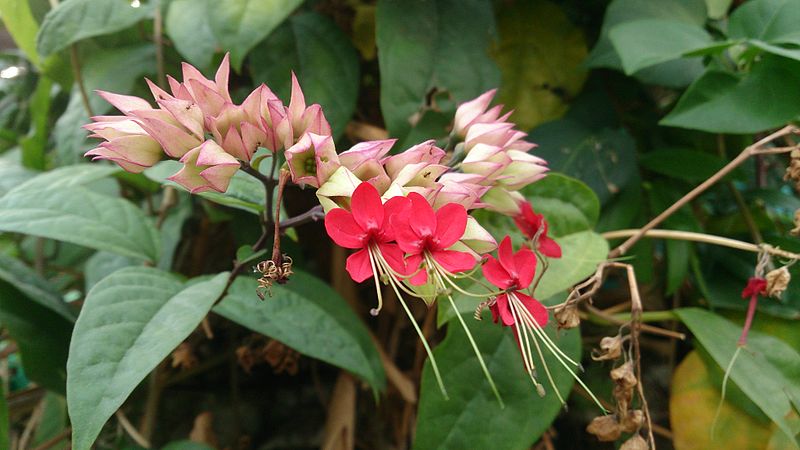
[492,1,588,130]
[68,268,228,450]
[54,45,155,165]
[376,0,500,139]
[36,0,153,57]
[521,173,600,237]
[214,272,386,390]
[14,164,120,191]
[207,0,303,71]
[676,308,800,446]
[661,56,800,133]
[728,0,800,45]
[608,19,712,74]
[0,282,73,394]
[250,12,360,139]
[165,0,218,70]
[639,148,734,183]
[415,310,580,449]
[0,0,41,67]
[0,253,73,321]
[20,76,52,170]
[0,185,161,262]
[586,0,707,87]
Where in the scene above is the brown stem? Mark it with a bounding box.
[153,0,166,88]
[70,45,94,117]
[31,428,71,450]
[610,126,797,258]
[279,205,325,230]
[271,170,290,263]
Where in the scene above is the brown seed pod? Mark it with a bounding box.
[592,334,623,361]
[620,434,648,450]
[586,415,622,442]
[610,361,638,390]
[792,210,800,236]
[766,266,791,299]
[554,302,581,329]
[619,409,644,433]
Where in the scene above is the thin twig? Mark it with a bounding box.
[153,0,166,88]
[609,126,798,258]
[69,46,94,117]
[279,205,324,230]
[602,229,800,260]
[583,305,685,340]
[31,428,71,450]
[116,410,151,448]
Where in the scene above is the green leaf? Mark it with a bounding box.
[608,19,712,74]
[0,186,161,262]
[705,0,733,19]
[207,0,304,71]
[586,0,707,87]
[0,0,41,66]
[0,253,74,321]
[639,148,732,182]
[36,0,153,57]
[521,173,600,237]
[492,0,588,130]
[250,12,360,139]
[32,392,68,450]
[145,160,265,214]
[748,39,800,63]
[661,56,800,133]
[162,441,215,450]
[0,383,8,450]
[438,231,608,324]
[20,76,52,170]
[54,45,155,165]
[214,272,386,390]
[68,268,228,450]
[531,120,636,204]
[165,0,218,70]
[15,164,120,191]
[0,281,73,393]
[675,308,800,446]
[728,0,800,45]
[415,311,580,449]
[84,251,136,292]
[376,0,500,138]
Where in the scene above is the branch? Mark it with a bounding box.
[70,46,94,117]
[609,125,798,258]
[279,205,324,230]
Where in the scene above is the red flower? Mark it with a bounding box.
[741,277,767,299]
[324,182,409,282]
[392,192,477,285]
[482,236,548,327]
[514,201,561,258]
[738,276,767,346]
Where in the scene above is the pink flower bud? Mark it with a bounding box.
[316,166,362,212]
[496,150,548,191]
[453,89,497,138]
[481,187,525,215]
[168,140,239,193]
[85,134,162,173]
[429,173,488,210]
[285,132,340,188]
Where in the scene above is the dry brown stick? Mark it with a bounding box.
[116,410,151,448]
[609,125,798,258]
[583,304,685,340]
[30,428,71,450]
[624,264,656,450]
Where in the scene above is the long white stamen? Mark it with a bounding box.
[366,248,384,316]
[427,255,506,298]
[508,295,542,393]
[510,297,564,405]
[513,297,582,369]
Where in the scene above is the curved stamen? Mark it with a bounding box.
[366,248,385,316]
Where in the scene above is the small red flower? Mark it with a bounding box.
[738,276,767,346]
[482,236,548,327]
[741,277,767,299]
[514,201,561,258]
[324,182,409,282]
[392,192,477,285]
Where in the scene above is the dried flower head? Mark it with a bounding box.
[554,302,580,329]
[592,334,624,361]
[610,361,637,390]
[765,266,791,299]
[620,409,644,433]
[255,255,294,299]
[792,209,800,236]
[586,415,622,442]
[620,434,648,450]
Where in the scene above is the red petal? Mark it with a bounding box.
[482,255,513,289]
[378,243,409,276]
[324,209,365,249]
[513,247,537,289]
[515,292,548,327]
[346,248,374,283]
[497,236,518,278]
[495,294,515,326]
[539,236,562,258]
[351,182,384,233]
[434,203,468,248]
[383,195,411,241]
[404,253,427,285]
[741,277,767,299]
[408,192,436,238]
[432,250,476,274]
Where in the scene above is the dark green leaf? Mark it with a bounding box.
[521,173,600,237]
[214,272,386,390]
[415,310,580,449]
[0,253,73,321]
[676,308,800,445]
[250,12,360,139]
[165,0,218,70]
[207,0,304,71]
[0,382,7,450]
[162,441,215,450]
[20,76,51,170]
[728,0,800,45]
[608,19,712,74]
[661,56,800,133]
[0,185,161,262]
[32,392,68,450]
[639,148,733,182]
[0,281,72,393]
[36,0,153,57]
[68,268,228,450]
[376,0,500,138]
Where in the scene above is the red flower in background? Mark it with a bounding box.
[324,182,409,283]
[392,193,477,285]
[514,201,561,258]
